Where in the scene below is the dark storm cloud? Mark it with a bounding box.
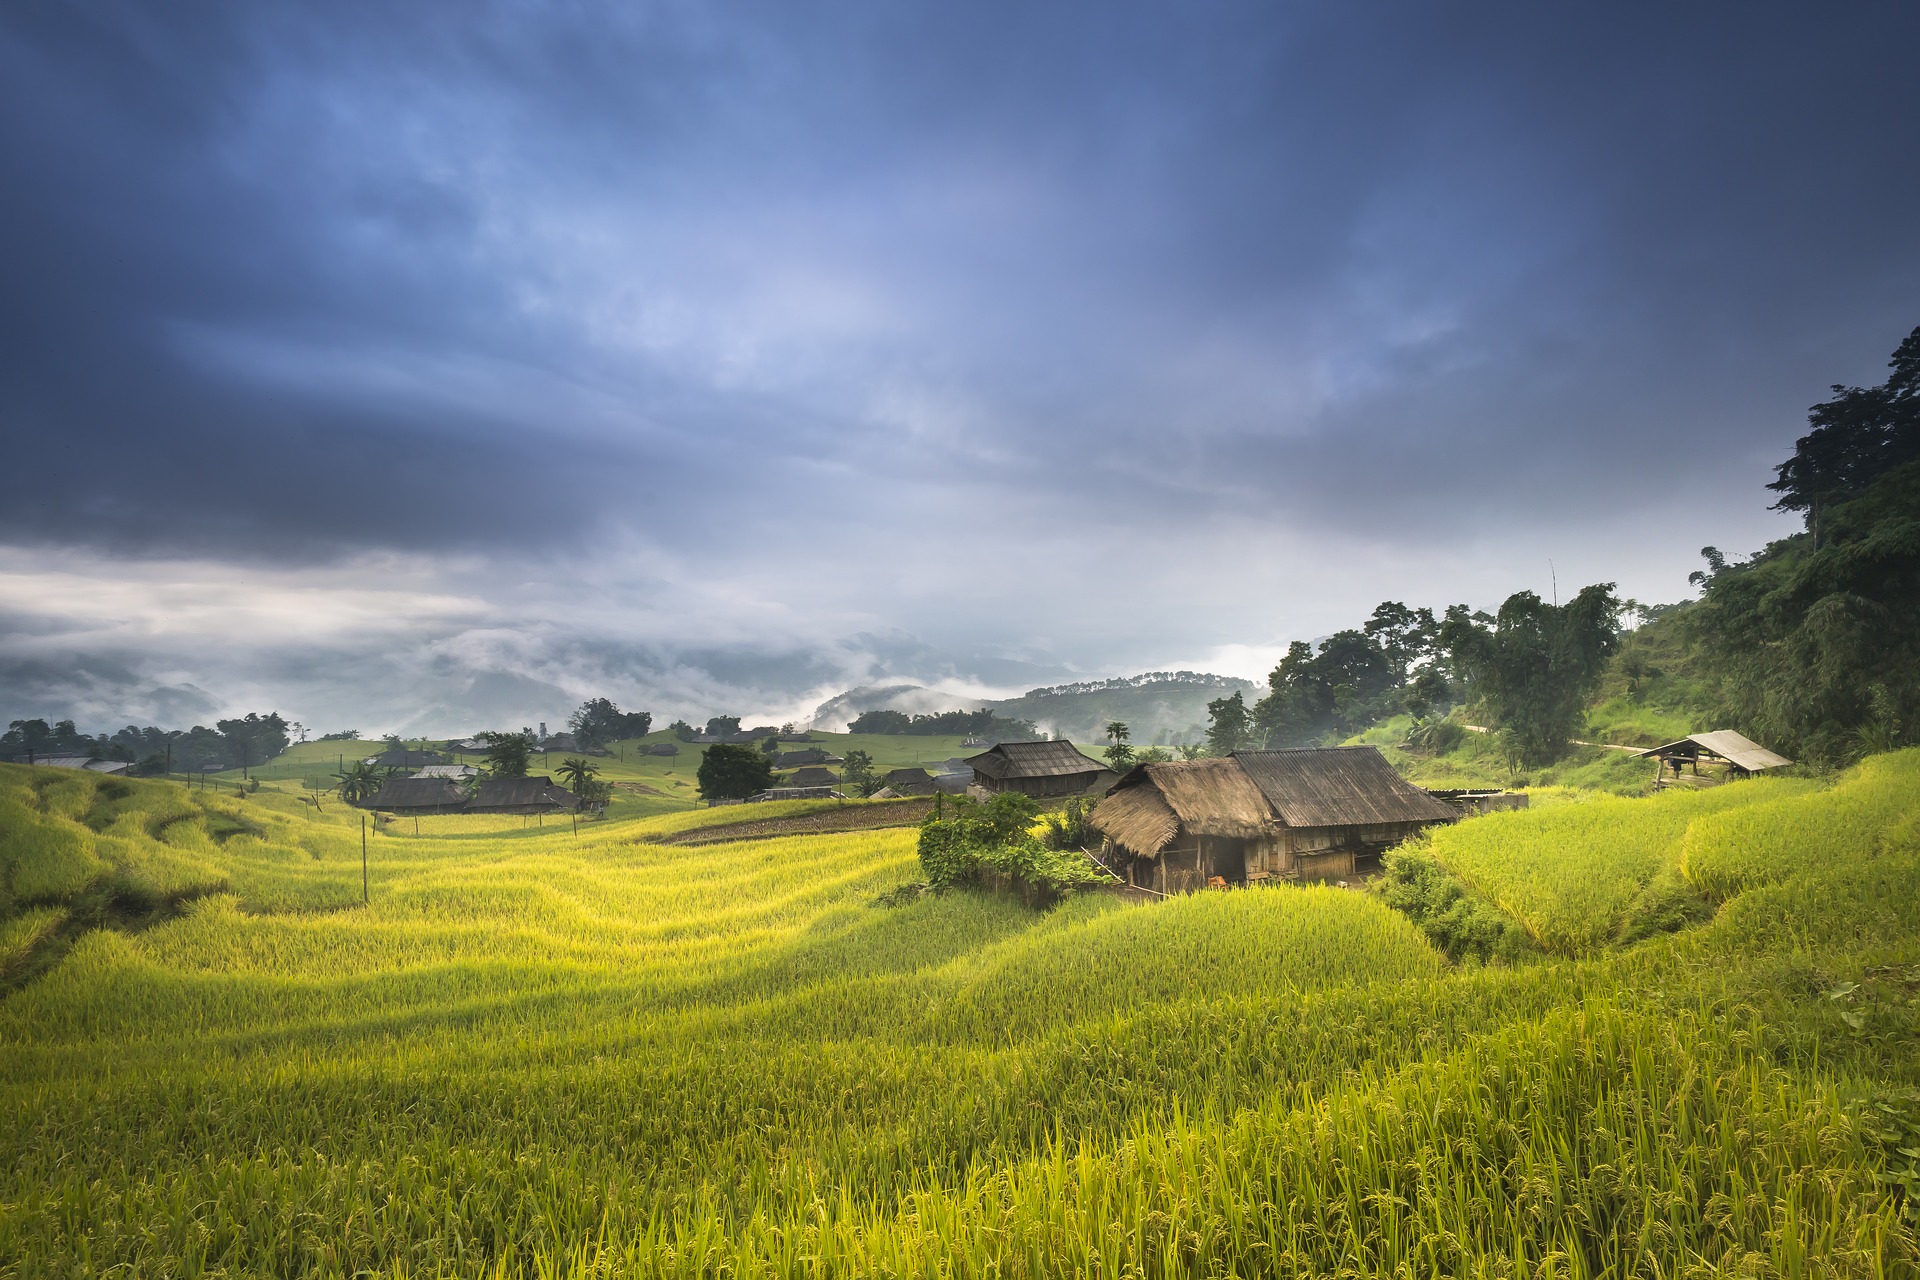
[2,1,1918,729]
[4,0,1915,562]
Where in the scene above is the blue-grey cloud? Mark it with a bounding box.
[2,1,1917,728]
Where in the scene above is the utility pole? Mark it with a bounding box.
[361,815,369,905]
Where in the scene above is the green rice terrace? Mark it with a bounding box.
[3,748,1920,1277]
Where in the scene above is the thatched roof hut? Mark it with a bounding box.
[1092,747,1455,892]
[965,740,1113,797]
[1091,759,1270,860]
[786,766,841,787]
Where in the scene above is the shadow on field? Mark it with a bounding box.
[0,875,223,999]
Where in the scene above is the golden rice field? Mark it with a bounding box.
[2,753,1919,1277]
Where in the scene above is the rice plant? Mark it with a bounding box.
[0,757,1916,1277]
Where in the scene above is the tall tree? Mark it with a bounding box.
[478,730,533,778]
[1204,692,1250,756]
[1102,721,1135,772]
[555,757,599,795]
[696,743,775,800]
[568,698,652,747]
[1767,324,1920,545]
[1441,584,1621,767]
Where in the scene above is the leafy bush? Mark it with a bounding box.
[1371,843,1534,964]
[1041,796,1097,851]
[916,792,1039,889]
[918,792,1101,899]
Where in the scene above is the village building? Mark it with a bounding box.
[644,742,680,756]
[465,776,582,814]
[362,776,471,814]
[749,785,842,802]
[1091,747,1457,892]
[1637,730,1792,786]
[31,755,132,774]
[365,749,448,769]
[412,763,479,782]
[878,766,936,796]
[785,765,841,787]
[965,740,1115,798]
[775,748,842,767]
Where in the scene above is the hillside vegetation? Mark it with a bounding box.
[1,754,1918,1276]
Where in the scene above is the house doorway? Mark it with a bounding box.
[1206,838,1247,885]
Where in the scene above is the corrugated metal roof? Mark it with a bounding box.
[1233,747,1458,828]
[1636,731,1792,772]
[966,740,1104,779]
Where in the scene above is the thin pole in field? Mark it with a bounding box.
[361,815,369,905]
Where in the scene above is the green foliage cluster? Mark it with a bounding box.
[1440,584,1622,767]
[916,792,1101,897]
[694,743,775,800]
[1370,843,1534,963]
[566,698,652,748]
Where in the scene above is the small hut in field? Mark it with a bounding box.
[465,775,581,814]
[362,776,470,815]
[1091,758,1276,893]
[965,740,1114,798]
[1092,747,1457,891]
[878,766,936,796]
[1636,730,1791,786]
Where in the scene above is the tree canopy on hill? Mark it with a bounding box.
[1690,324,1920,763]
[1440,585,1622,767]
[1,712,291,773]
[847,707,1039,738]
[696,743,775,799]
[566,698,652,748]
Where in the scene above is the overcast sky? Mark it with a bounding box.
[2,0,1917,735]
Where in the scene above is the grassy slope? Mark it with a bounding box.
[0,755,1917,1275]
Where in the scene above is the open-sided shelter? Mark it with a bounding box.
[965,740,1113,798]
[1636,731,1791,784]
[1092,747,1457,891]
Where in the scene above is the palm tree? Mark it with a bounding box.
[556,756,599,795]
[333,760,384,804]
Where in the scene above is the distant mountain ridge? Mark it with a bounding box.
[810,671,1259,744]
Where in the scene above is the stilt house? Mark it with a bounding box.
[1091,747,1457,892]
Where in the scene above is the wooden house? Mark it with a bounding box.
[965,740,1114,798]
[465,775,581,814]
[362,776,470,815]
[1091,747,1457,892]
[785,766,841,787]
[879,766,936,796]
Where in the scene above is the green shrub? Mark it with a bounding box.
[1371,843,1534,964]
